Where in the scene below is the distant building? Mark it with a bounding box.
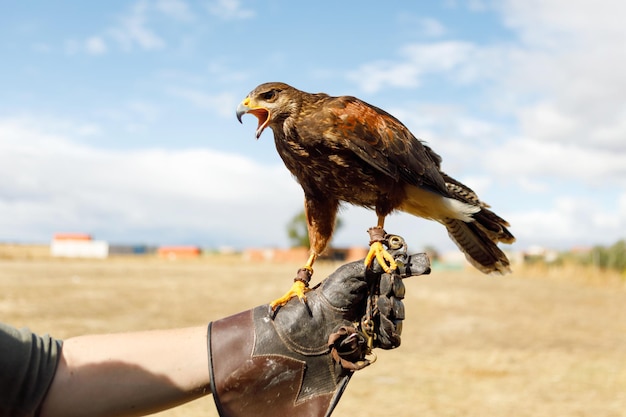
[157,246,201,260]
[524,245,559,263]
[242,246,369,263]
[50,233,109,259]
[108,244,156,256]
[53,233,92,241]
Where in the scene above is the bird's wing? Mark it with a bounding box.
[305,96,449,195]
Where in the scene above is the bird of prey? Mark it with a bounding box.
[236,82,515,309]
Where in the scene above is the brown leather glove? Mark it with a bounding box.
[207,243,430,417]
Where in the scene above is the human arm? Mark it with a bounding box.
[39,326,210,417]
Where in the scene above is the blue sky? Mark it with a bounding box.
[1,0,625,255]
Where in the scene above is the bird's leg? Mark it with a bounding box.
[269,197,336,314]
[364,217,398,273]
[269,252,316,311]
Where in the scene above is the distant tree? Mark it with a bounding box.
[286,210,343,248]
[589,245,609,268]
[607,240,626,272]
[286,211,310,248]
[586,239,626,272]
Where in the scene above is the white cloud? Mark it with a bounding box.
[620,193,626,218]
[207,62,249,83]
[507,196,626,248]
[485,137,626,188]
[348,1,626,155]
[126,100,161,123]
[495,1,626,154]
[348,41,478,93]
[85,36,107,55]
[155,0,193,21]
[499,0,625,48]
[517,101,578,143]
[167,88,238,118]
[397,14,447,38]
[516,177,549,194]
[0,119,301,246]
[109,1,166,51]
[388,104,502,174]
[418,17,447,37]
[64,36,108,55]
[206,0,255,20]
[348,61,421,93]
[64,39,80,55]
[347,40,516,95]
[67,0,199,55]
[2,116,104,139]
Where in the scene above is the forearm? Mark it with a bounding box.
[39,326,211,417]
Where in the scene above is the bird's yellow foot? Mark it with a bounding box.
[365,227,397,273]
[365,241,398,273]
[269,267,312,311]
[269,280,310,310]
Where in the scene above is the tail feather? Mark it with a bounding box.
[444,217,512,275]
[400,180,515,275]
[439,172,515,273]
[472,208,516,245]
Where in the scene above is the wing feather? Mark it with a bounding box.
[302,96,449,196]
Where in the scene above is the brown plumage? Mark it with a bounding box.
[236,82,515,306]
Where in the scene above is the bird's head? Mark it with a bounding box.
[236,82,297,139]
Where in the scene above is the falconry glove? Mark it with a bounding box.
[207,238,430,417]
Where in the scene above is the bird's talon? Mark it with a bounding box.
[378,250,398,273]
[268,304,280,319]
[269,279,310,312]
[365,241,397,272]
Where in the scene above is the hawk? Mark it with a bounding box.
[236,82,515,309]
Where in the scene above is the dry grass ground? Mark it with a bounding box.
[1,245,625,417]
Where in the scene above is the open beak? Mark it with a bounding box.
[236,97,270,139]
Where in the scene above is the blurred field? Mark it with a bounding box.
[1,244,625,417]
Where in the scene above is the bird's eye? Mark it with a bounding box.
[262,90,277,100]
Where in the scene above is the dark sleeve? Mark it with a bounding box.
[0,322,63,417]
